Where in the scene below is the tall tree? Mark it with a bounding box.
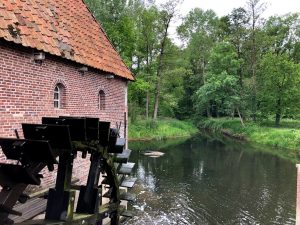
[227,8,249,87]
[195,42,242,119]
[217,8,250,120]
[264,13,300,56]
[258,53,300,125]
[246,0,266,121]
[135,6,161,118]
[177,9,219,117]
[153,0,179,120]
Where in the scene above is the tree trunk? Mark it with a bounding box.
[202,60,211,118]
[216,105,219,118]
[237,45,243,88]
[250,0,258,122]
[275,113,281,127]
[153,12,173,120]
[153,78,161,120]
[248,0,265,122]
[237,107,245,127]
[206,106,211,118]
[251,32,257,122]
[275,98,281,126]
[146,92,149,119]
[153,47,164,120]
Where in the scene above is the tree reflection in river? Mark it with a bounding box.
[126,135,296,225]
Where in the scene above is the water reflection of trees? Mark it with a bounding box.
[129,136,296,224]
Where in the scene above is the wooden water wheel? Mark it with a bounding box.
[0,117,136,225]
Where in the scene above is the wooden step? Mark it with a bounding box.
[102,190,111,198]
[9,198,47,223]
[99,203,117,217]
[103,189,136,202]
[118,162,135,175]
[14,219,49,225]
[114,149,132,163]
[108,138,125,153]
[120,177,137,188]
[121,210,135,218]
[120,211,136,225]
[16,212,95,225]
[120,192,136,202]
[0,164,42,186]
[101,174,124,186]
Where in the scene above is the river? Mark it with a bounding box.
[125,134,296,225]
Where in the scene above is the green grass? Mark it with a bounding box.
[129,118,198,140]
[198,118,300,151]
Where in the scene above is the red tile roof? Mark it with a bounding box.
[0,0,134,81]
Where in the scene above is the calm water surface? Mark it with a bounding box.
[126,134,296,225]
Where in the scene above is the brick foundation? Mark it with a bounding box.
[0,41,128,189]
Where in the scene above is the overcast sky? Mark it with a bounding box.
[155,0,300,43]
[169,0,300,17]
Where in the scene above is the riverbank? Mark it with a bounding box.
[198,118,300,151]
[128,118,198,140]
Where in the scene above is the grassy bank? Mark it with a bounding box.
[129,118,198,140]
[198,118,300,151]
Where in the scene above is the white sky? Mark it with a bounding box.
[155,0,300,44]
[172,0,300,18]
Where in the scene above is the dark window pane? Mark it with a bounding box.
[99,90,105,110]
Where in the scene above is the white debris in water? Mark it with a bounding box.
[133,202,147,211]
[143,151,165,157]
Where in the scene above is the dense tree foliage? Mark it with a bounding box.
[85,0,300,125]
[195,42,241,118]
[258,53,300,125]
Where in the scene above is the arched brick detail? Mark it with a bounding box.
[96,85,107,96]
[52,78,68,90]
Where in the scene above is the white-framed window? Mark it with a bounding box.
[54,85,60,108]
[98,90,105,110]
[54,83,65,109]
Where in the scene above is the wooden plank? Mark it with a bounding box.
[98,202,119,215]
[103,189,136,202]
[114,149,132,163]
[121,210,135,218]
[120,177,137,188]
[11,178,79,223]
[9,198,47,223]
[14,219,64,225]
[120,192,136,202]
[118,163,135,175]
[29,178,80,199]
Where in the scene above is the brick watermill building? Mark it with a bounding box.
[0,0,136,224]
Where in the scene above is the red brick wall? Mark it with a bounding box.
[0,42,128,189]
